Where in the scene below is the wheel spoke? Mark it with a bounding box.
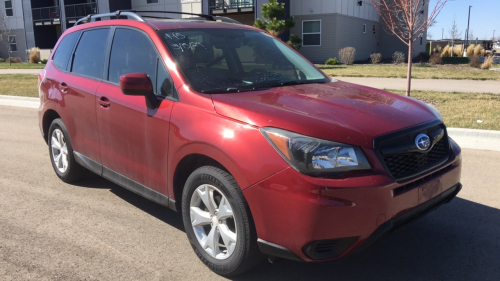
[190,207,212,227]
[219,224,237,256]
[204,226,220,256]
[196,185,217,214]
[51,137,61,150]
[62,154,68,171]
[54,153,62,169]
[217,197,233,220]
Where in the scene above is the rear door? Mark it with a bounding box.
[46,28,110,165]
[96,27,176,196]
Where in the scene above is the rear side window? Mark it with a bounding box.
[52,31,81,71]
[108,28,157,86]
[71,29,109,79]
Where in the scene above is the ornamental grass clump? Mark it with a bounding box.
[370,53,382,64]
[339,47,356,65]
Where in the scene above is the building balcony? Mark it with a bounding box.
[32,6,60,25]
[210,0,254,15]
[31,3,97,26]
[65,3,97,24]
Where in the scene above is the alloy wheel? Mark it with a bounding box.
[51,128,69,173]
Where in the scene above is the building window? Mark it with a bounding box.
[303,20,321,46]
[147,0,159,3]
[363,24,366,33]
[420,37,423,45]
[5,0,13,16]
[8,35,16,52]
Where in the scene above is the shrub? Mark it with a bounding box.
[338,47,356,65]
[41,59,48,64]
[325,57,339,65]
[466,44,475,57]
[6,57,22,63]
[287,34,302,51]
[452,45,463,57]
[441,45,451,57]
[474,45,484,56]
[469,56,481,68]
[0,57,5,63]
[28,47,41,63]
[369,53,382,64]
[415,52,430,62]
[429,53,443,65]
[481,56,494,70]
[392,51,405,64]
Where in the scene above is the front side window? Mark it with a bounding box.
[71,28,109,79]
[160,28,327,93]
[108,29,157,87]
[8,35,16,52]
[53,31,81,71]
[303,21,321,46]
[5,1,13,16]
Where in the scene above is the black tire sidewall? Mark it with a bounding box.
[48,118,83,182]
[182,167,251,276]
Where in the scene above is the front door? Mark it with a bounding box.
[96,27,177,196]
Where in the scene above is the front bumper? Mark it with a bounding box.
[244,141,462,262]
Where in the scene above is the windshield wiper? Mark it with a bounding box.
[201,87,241,94]
[252,79,327,90]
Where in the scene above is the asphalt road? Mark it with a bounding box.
[1,105,500,281]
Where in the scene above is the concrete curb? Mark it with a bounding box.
[0,95,39,109]
[447,128,500,152]
[1,95,499,151]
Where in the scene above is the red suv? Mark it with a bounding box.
[38,11,462,276]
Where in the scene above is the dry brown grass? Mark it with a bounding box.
[441,45,451,57]
[466,44,475,57]
[474,45,484,56]
[453,45,463,57]
[388,89,500,130]
[481,57,494,70]
[339,47,356,65]
[370,53,382,64]
[0,74,38,97]
[28,47,40,64]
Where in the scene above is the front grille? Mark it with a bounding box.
[374,121,451,182]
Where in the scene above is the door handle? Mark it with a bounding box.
[60,82,68,93]
[98,97,110,109]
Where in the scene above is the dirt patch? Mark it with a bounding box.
[415,97,444,105]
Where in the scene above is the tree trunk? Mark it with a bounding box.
[406,40,413,97]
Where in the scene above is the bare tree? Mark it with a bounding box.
[448,16,462,55]
[427,31,433,40]
[369,0,448,96]
[0,14,12,65]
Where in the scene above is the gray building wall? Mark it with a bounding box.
[0,29,28,61]
[378,27,427,60]
[291,13,379,64]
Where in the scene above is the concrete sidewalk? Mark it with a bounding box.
[335,77,500,94]
[0,69,42,75]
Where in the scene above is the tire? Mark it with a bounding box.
[182,166,263,276]
[48,118,87,183]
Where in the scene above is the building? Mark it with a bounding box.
[0,0,427,63]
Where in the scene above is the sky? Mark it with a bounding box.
[428,0,500,41]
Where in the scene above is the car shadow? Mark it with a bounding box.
[75,174,500,280]
[75,172,185,232]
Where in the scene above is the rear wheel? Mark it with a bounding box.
[182,166,263,276]
[48,118,87,183]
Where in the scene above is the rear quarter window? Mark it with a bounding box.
[52,31,81,71]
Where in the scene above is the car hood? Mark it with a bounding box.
[211,81,439,148]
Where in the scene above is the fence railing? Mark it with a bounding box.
[32,6,60,22]
[65,3,97,21]
[209,0,254,10]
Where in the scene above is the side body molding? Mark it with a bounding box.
[73,151,177,211]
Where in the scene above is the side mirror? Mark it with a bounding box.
[120,72,159,109]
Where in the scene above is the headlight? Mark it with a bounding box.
[260,128,371,176]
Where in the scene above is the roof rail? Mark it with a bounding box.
[74,11,145,26]
[73,10,242,27]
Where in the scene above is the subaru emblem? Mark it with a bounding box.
[415,134,431,151]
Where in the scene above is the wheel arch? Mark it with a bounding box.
[42,109,61,143]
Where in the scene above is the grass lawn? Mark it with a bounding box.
[0,74,499,130]
[317,64,500,80]
[0,75,38,97]
[0,63,45,69]
[389,90,500,130]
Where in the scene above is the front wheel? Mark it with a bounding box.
[181,166,263,276]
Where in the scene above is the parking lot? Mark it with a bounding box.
[1,105,499,280]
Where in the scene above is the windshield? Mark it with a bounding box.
[160,28,328,93]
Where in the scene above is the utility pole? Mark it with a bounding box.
[465,5,472,49]
[494,30,496,41]
[59,0,66,32]
[442,28,444,40]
